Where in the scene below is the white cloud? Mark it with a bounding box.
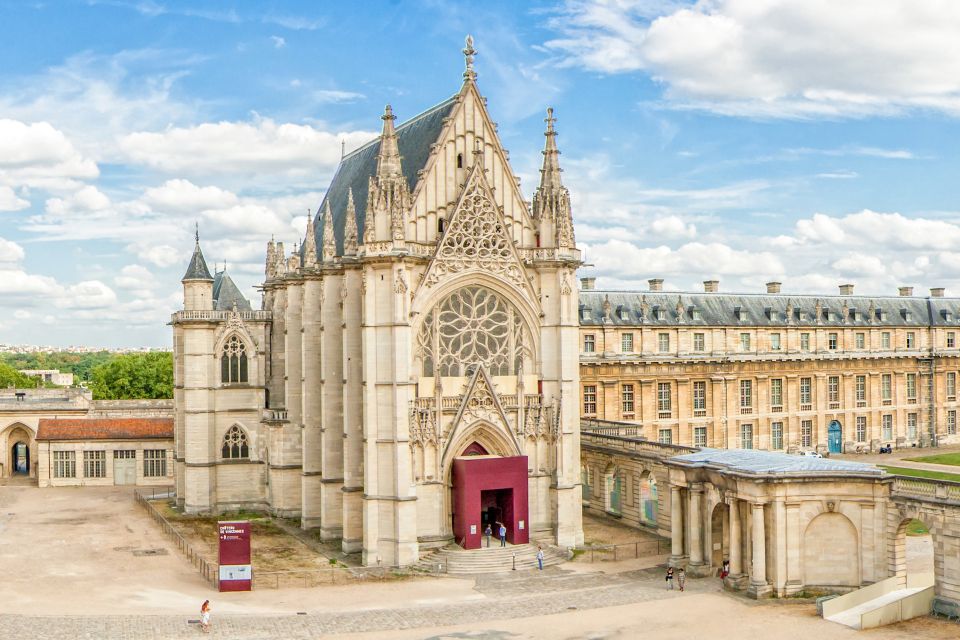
[650,215,696,239]
[312,89,365,104]
[13,309,31,320]
[0,237,26,264]
[114,264,157,290]
[55,280,118,310]
[141,179,238,212]
[546,0,960,118]
[0,186,29,211]
[0,120,99,191]
[795,210,960,250]
[270,36,286,49]
[45,185,111,216]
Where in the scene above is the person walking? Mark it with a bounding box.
[200,600,212,634]
[498,522,507,547]
[665,567,674,590]
[484,523,492,548]
[537,545,544,570]
[678,567,686,592]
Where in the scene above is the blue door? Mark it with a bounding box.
[828,421,842,453]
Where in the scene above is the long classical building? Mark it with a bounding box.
[580,279,960,453]
[172,40,584,567]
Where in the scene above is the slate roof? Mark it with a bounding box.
[36,418,174,441]
[310,95,459,258]
[579,290,960,327]
[213,270,251,311]
[182,242,213,281]
[669,448,884,476]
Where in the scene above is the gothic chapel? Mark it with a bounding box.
[172,38,585,566]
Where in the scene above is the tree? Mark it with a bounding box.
[0,361,40,388]
[90,352,173,399]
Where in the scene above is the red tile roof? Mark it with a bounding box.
[36,418,173,441]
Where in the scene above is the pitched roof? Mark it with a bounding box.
[579,290,951,327]
[36,418,173,441]
[669,448,884,477]
[311,95,459,258]
[182,241,213,281]
[213,270,251,311]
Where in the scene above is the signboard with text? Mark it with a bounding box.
[218,520,251,592]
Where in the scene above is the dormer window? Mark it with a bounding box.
[878,308,888,321]
[767,308,779,321]
[655,307,666,321]
[617,306,630,321]
[851,310,861,321]
[691,307,702,321]
[579,306,592,322]
[943,310,954,322]
[903,309,913,321]
[798,310,808,322]
[826,311,837,322]
[734,306,748,321]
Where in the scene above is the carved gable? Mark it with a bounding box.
[418,164,535,300]
[442,366,520,460]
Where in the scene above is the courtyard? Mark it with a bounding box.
[0,485,951,638]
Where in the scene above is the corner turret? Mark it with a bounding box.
[182,225,214,311]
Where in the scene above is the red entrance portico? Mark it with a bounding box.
[452,454,529,549]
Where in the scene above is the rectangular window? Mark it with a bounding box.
[949,332,956,349]
[856,375,867,407]
[694,426,707,447]
[949,410,957,435]
[740,423,753,449]
[907,332,916,349]
[828,332,838,350]
[771,422,783,450]
[739,379,753,414]
[621,333,634,353]
[828,376,840,409]
[770,378,783,412]
[583,334,595,353]
[693,332,705,352]
[907,413,918,440]
[800,377,812,410]
[658,333,670,353]
[740,333,751,351]
[882,332,891,349]
[800,333,811,351]
[948,372,957,401]
[657,382,672,417]
[583,385,597,415]
[658,428,673,445]
[855,332,865,349]
[907,373,917,403]
[882,414,893,440]
[856,416,867,442]
[692,380,707,416]
[83,450,106,478]
[143,449,167,478]
[770,333,781,351]
[53,451,76,479]
[882,374,892,405]
[801,420,813,448]
[621,384,635,414]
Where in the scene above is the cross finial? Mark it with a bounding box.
[194,221,199,243]
[463,34,477,80]
[341,139,346,159]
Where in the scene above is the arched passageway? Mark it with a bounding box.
[804,512,859,587]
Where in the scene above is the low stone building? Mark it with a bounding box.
[35,417,174,487]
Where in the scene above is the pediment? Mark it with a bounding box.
[441,366,521,462]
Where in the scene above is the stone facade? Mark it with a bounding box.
[172,39,585,567]
[580,281,960,453]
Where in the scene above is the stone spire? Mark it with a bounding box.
[462,34,477,82]
[375,105,403,179]
[322,200,337,262]
[303,209,317,268]
[265,236,276,279]
[182,224,213,282]
[273,240,286,276]
[532,107,575,250]
[366,104,411,243]
[343,187,358,255]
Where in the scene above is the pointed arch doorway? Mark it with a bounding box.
[450,441,529,550]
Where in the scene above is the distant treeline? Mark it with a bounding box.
[0,351,173,400]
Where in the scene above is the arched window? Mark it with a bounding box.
[456,153,463,168]
[220,335,248,384]
[416,286,532,377]
[222,425,249,459]
[438,218,446,234]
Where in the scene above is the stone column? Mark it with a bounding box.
[728,498,742,575]
[749,501,770,597]
[688,484,705,570]
[670,485,684,565]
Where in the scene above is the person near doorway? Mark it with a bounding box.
[484,523,492,548]
[677,567,686,592]
[720,559,730,579]
[200,600,211,633]
[498,522,507,547]
[537,545,544,570]
[665,567,674,590]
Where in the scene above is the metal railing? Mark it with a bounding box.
[134,488,219,588]
[573,538,671,562]
[253,566,394,589]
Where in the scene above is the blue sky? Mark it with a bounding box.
[2,0,960,347]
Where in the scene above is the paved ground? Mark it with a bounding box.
[0,485,953,639]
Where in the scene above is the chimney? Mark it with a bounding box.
[766,281,781,294]
[648,278,663,292]
[580,277,595,291]
[931,287,945,298]
[898,286,913,297]
[703,280,719,293]
[839,284,854,295]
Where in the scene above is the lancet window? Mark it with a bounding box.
[220,335,248,384]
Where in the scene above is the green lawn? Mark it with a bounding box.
[904,519,929,536]
[903,452,960,467]
[879,465,960,483]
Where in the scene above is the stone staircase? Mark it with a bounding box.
[415,542,568,575]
